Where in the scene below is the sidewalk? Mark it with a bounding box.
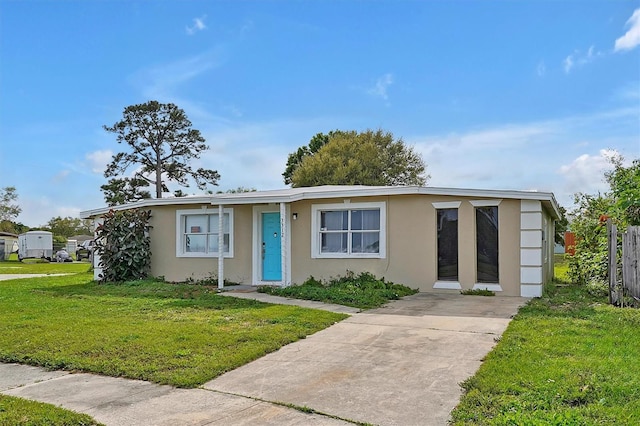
[0,363,351,425]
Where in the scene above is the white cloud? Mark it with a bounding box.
[536,61,546,77]
[407,107,638,209]
[563,45,601,74]
[615,8,640,52]
[186,15,207,35]
[558,149,620,194]
[563,55,574,74]
[367,73,394,100]
[85,150,113,174]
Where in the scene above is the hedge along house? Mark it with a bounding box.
[80,185,561,297]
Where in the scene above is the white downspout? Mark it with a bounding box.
[218,204,224,290]
[280,202,287,287]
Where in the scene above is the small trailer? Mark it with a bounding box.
[18,231,54,261]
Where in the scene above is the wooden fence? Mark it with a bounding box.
[608,221,640,306]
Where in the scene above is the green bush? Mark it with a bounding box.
[95,209,152,283]
[258,271,418,309]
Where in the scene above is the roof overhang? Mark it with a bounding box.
[80,185,562,220]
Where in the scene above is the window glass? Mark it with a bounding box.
[185,234,206,253]
[437,209,458,281]
[351,209,380,230]
[321,211,348,230]
[208,214,229,233]
[476,206,499,283]
[352,232,380,253]
[321,233,347,253]
[185,215,207,234]
[179,211,232,256]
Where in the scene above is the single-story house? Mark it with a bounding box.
[80,185,561,297]
[0,231,19,260]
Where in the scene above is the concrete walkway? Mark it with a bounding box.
[0,291,526,425]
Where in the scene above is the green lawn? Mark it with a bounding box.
[554,253,570,282]
[0,271,347,388]
[0,259,90,275]
[450,282,640,425]
[0,395,102,426]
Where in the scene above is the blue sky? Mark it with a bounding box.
[1,1,638,227]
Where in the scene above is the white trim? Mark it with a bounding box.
[470,199,502,207]
[521,284,543,298]
[280,202,289,287]
[252,205,291,287]
[521,200,542,212]
[217,204,224,289]
[175,208,234,258]
[310,201,386,259]
[433,281,462,290]
[81,185,560,221]
[431,201,461,209]
[473,283,503,292]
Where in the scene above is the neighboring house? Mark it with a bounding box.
[0,232,19,260]
[80,185,561,297]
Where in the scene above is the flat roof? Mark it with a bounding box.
[80,185,561,219]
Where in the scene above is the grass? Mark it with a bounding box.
[460,288,495,296]
[0,259,90,275]
[450,280,640,425]
[0,270,347,388]
[257,271,418,309]
[0,395,102,425]
[554,253,570,283]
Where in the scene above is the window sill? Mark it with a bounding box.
[177,253,233,259]
[433,281,462,290]
[312,253,383,259]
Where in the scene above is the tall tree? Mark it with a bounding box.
[0,186,21,223]
[103,101,220,204]
[282,132,334,185]
[605,157,640,225]
[45,216,93,238]
[101,177,152,207]
[287,129,428,187]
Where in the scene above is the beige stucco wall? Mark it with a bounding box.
[147,204,254,283]
[289,195,522,296]
[140,194,531,296]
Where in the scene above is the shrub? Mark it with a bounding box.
[258,271,418,309]
[95,209,152,283]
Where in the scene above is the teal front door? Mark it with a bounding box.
[262,212,282,281]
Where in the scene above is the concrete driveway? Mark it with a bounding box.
[204,293,526,426]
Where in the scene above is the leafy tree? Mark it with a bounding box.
[287,129,428,187]
[567,193,614,285]
[605,157,640,225]
[45,216,93,238]
[217,186,257,194]
[95,209,152,282]
[103,101,220,204]
[0,221,28,235]
[283,132,333,185]
[101,177,152,207]
[567,155,639,285]
[0,186,21,223]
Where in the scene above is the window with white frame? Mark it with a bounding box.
[311,202,386,258]
[176,209,233,257]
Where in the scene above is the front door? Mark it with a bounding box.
[262,212,282,281]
